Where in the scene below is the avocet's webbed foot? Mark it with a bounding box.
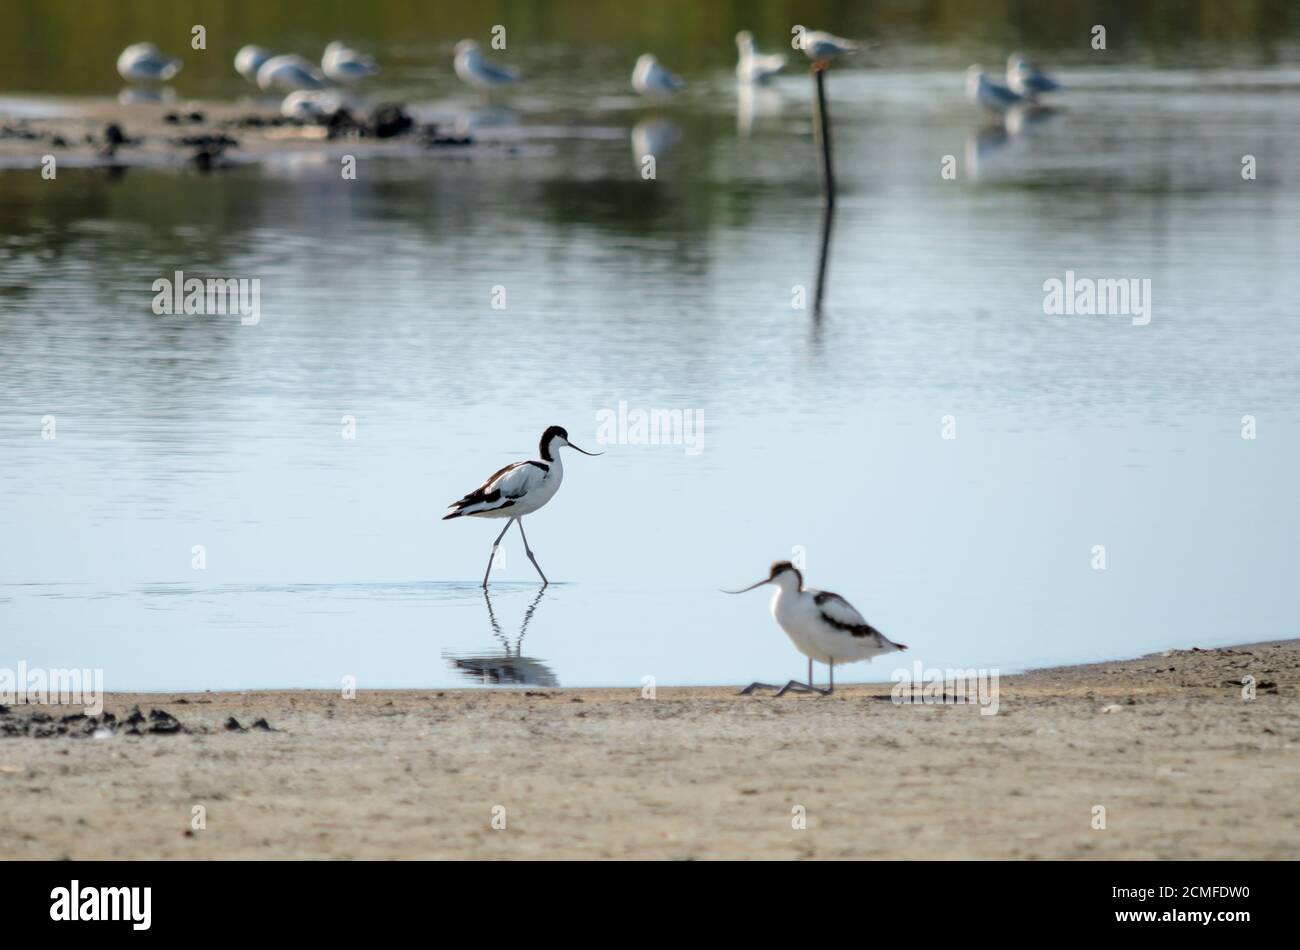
[774,680,830,697]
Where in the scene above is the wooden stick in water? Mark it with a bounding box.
[812,66,835,207]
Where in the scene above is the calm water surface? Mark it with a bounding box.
[2,20,1299,689]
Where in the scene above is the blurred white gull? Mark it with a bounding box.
[798,31,860,69]
[323,41,379,83]
[1006,53,1061,101]
[281,90,345,120]
[966,65,1024,113]
[257,54,328,92]
[632,54,684,97]
[234,45,274,84]
[116,43,182,83]
[453,40,520,91]
[735,31,785,83]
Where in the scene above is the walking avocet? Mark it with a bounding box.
[443,426,601,588]
[735,31,786,84]
[726,561,907,696]
[1006,54,1061,101]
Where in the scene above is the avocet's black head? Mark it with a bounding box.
[540,425,603,462]
[768,561,802,585]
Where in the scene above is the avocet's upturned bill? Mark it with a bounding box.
[966,65,1024,113]
[444,426,602,588]
[1006,53,1062,101]
[726,561,907,696]
[117,43,183,83]
[797,31,860,70]
[323,41,380,83]
[454,40,521,91]
[735,31,786,84]
[257,54,328,92]
[632,54,685,97]
[234,45,274,84]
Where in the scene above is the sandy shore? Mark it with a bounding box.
[2,640,1297,859]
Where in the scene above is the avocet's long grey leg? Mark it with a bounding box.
[740,682,782,695]
[482,518,515,589]
[515,518,548,587]
[828,659,834,695]
[808,657,813,689]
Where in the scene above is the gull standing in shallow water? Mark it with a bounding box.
[257,54,328,92]
[234,45,274,84]
[966,65,1024,113]
[281,90,344,120]
[453,40,521,93]
[1006,53,1061,101]
[726,561,907,696]
[443,426,602,588]
[116,43,182,83]
[322,41,379,84]
[735,31,785,83]
[632,54,685,97]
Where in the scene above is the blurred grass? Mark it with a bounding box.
[1,0,1298,98]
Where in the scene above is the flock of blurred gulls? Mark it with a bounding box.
[113,31,1063,171]
[115,30,870,104]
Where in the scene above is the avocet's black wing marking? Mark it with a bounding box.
[813,590,881,639]
[443,460,549,519]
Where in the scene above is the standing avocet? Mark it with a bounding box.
[443,426,601,588]
[726,561,907,696]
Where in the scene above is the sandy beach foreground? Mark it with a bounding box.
[2,641,1297,860]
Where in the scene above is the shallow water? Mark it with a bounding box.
[3,15,1299,689]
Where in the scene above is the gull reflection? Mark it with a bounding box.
[444,588,557,687]
[1004,103,1061,139]
[631,117,681,172]
[964,104,1063,181]
[964,122,1010,180]
[454,105,521,136]
[117,86,176,105]
[736,82,782,136]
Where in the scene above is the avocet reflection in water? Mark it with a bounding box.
[444,589,558,687]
